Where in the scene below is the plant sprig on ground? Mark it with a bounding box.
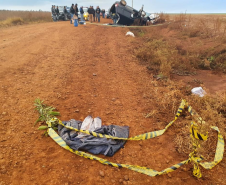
[34,98,60,136]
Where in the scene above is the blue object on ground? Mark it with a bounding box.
[74,19,78,27]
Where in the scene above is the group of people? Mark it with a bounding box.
[51,5,69,21]
[87,6,104,23]
[69,4,106,23]
[69,4,79,23]
[52,4,116,24]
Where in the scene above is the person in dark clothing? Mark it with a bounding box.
[64,6,68,20]
[74,4,78,16]
[55,6,59,21]
[112,13,119,24]
[96,6,101,22]
[80,6,84,21]
[102,9,105,18]
[64,6,67,14]
[92,6,95,22]
[51,5,57,22]
[51,5,55,14]
[88,6,93,23]
[70,4,75,24]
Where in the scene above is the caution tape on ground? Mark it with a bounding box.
[45,99,224,178]
[190,121,208,141]
[56,100,187,141]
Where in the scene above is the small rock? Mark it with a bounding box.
[2,112,6,115]
[93,73,97,76]
[119,179,123,183]
[124,175,129,181]
[123,181,127,185]
[99,170,104,177]
[167,173,172,178]
[111,180,116,183]
[112,98,116,101]
[75,109,80,113]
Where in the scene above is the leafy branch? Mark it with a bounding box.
[34,98,60,136]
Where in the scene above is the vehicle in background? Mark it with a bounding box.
[82,7,89,21]
[66,7,70,14]
[105,11,111,18]
[148,13,160,24]
[109,0,146,25]
[51,6,70,21]
[58,6,71,20]
[78,12,81,19]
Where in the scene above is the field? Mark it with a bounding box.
[0,14,226,185]
[0,10,52,26]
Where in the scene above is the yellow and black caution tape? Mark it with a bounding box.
[56,100,187,141]
[190,121,208,141]
[45,99,224,178]
[48,127,191,177]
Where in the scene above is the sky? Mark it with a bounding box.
[0,0,226,13]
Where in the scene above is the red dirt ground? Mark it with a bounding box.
[0,18,225,185]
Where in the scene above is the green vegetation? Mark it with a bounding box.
[34,99,60,136]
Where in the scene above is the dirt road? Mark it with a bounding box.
[0,21,225,185]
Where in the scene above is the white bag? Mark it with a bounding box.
[77,116,102,138]
[126,31,135,37]
[191,87,206,97]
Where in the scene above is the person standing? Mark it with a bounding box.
[51,5,56,22]
[64,6,68,20]
[80,6,84,21]
[112,13,118,24]
[74,4,78,17]
[73,4,79,25]
[70,4,75,24]
[92,6,95,22]
[102,9,105,18]
[55,6,59,21]
[88,6,93,23]
[96,6,101,22]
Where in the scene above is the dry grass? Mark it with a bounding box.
[0,10,52,27]
[132,13,226,75]
[143,77,226,160]
[169,13,226,40]
[134,38,195,77]
[0,17,24,26]
[130,15,226,160]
